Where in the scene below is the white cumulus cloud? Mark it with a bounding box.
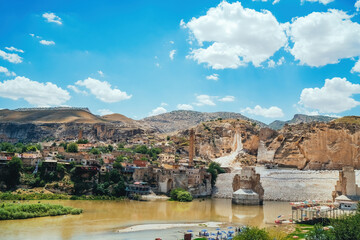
[288,9,360,67]
[185,1,287,69]
[40,40,55,45]
[194,95,216,106]
[0,50,22,64]
[42,12,62,25]
[5,47,24,53]
[98,109,114,116]
[149,107,167,116]
[301,0,334,4]
[299,77,360,113]
[351,60,360,74]
[206,74,219,81]
[356,0,360,11]
[67,85,88,95]
[75,77,132,103]
[0,66,16,77]
[0,76,70,106]
[169,50,176,60]
[241,105,284,118]
[219,96,235,102]
[177,104,194,110]
[98,70,104,77]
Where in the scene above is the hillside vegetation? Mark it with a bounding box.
[333,116,360,125]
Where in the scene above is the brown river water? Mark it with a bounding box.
[0,199,291,240]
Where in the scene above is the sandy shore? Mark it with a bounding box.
[118,222,222,233]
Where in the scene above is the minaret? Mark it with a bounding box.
[78,129,83,140]
[189,129,195,167]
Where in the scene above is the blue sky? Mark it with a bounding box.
[0,0,360,124]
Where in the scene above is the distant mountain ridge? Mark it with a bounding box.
[140,110,267,133]
[0,108,339,134]
[268,114,336,130]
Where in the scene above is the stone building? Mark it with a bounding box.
[232,166,264,205]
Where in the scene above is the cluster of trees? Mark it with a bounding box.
[0,142,41,153]
[92,169,126,197]
[170,188,193,202]
[132,145,162,161]
[71,168,126,197]
[1,157,23,190]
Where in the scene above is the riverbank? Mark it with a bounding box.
[0,190,127,201]
[0,202,82,220]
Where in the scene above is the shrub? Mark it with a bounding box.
[170,188,193,202]
[305,224,334,240]
[67,143,78,153]
[234,227,271,240]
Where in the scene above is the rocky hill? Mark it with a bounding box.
[268,114,335,130]
[0,108,105,124]
[0,108,154,143]
[140,110,266,133]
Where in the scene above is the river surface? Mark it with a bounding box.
[0,199,291,240]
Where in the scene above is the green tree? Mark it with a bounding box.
[109,169,121,183]
[76,139,89,144]
[134,145,148,154]
[5,157,23,189]
[170,188,193,202]
[107,145,114,152]
[26,145,38,152]
[90,147,100,154]
[207,162,225,186]
[66,143,78,153]
[112,178,126,197]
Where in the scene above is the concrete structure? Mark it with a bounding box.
[332,166,360,201]
[335,195,358,210]
[232,166,264,205]
[232,189,260,205]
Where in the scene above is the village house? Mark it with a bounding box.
[0,152,20,165]
[158,153,175,164]
[101,153,115,164]
[21,151,42,167]
[78,143,95,152]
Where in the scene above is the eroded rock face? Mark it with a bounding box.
[263,123,360,170]
[177,120,260,162]
[0,122,154,143]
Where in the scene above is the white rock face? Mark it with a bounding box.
[212,132,243,168]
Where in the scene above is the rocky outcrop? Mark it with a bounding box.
[261,122,360,170]
[175,120,260,166]
[0,122,154,143]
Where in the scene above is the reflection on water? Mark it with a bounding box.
[0,199,290,240]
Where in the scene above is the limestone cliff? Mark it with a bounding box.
[260,121,360,170]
